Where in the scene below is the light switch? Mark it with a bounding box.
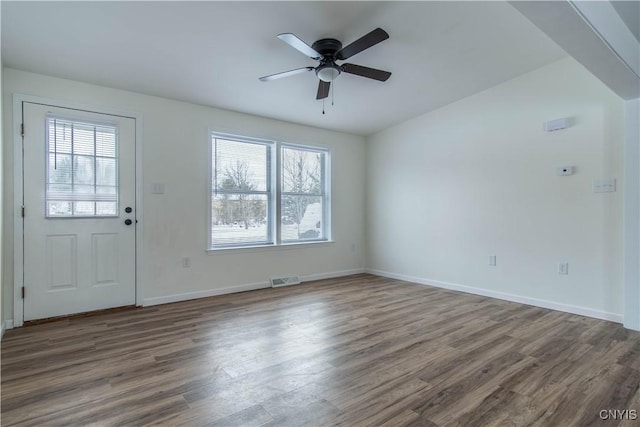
[151,182,165,194]
[558,262,568,275]
[593,179,616,193]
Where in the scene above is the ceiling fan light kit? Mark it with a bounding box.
[259,28,391,106]
[316,63,341,82]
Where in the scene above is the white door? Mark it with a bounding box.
[22,102,136,321]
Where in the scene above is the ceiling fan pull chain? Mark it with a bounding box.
[322,98,325,115]
[331,78,335,106]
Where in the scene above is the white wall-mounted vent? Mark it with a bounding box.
[270,276,301,288]
[544,117,571,132]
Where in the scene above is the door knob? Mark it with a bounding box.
[124,219,133,226]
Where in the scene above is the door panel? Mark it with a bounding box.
[46,234,77,290]
[23,102,136,321]
[92,233,119,286]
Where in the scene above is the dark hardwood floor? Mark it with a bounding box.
[1,274,639,426]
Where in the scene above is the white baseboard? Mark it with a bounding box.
[301,268,366,282]
[143,281,271,306]
[1,320,14,338]
[366,268,623,324]
[143,268,366,307]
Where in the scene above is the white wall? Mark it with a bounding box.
[2,68,366,321]
[366,57,625,320]
[624,98,640,330]
[0,6,4,336]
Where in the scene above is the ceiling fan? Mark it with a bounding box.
[259,28,391,100]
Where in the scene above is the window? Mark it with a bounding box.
[46,117,118,217]
[210,136,272,248]
[281,145,327,242]
[209,133,330,249]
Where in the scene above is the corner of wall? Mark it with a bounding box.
[0,28,4,332]
[624,98,640,330]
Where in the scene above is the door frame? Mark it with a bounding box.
[12,94,144,327]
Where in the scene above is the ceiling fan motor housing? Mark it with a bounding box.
[312,39,343,82]
[311,38,342,56]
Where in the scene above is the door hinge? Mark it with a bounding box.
[21,287,25,299]
[20,123,24,138]
[21,206,25,218]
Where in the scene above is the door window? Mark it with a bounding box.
[45,117,119,217]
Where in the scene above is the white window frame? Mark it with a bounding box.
[45,115,120,218]
[207,132,331,251]
[280,143,330,244]
[208,132,276,249]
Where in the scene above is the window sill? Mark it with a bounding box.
[206,240,335,255]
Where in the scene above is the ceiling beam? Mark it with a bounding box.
[510,0,639,100]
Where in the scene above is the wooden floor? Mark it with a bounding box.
[2,274,639,426]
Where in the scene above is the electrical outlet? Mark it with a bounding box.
[182,257,191,268]
[488,255,496,266]
[558,262,568,275]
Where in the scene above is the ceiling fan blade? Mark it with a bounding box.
[259,67,314,82]
[316,80,330,100]
[277,33,322,59]
[336,28,389,60]
[341,63,391,81]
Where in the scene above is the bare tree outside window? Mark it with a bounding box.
[221,160,256,229]
[281,147,325,241]
[211,137,270,247]
[209,134,328,249]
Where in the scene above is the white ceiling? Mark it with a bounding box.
[1,1,567,136]
[611,0,640,42]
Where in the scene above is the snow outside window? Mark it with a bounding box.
[209,133,330,249]
[281,145,327,242]
[211,136,273,247]
[45,117,118,217]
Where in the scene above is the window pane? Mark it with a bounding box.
[47,201,72,216]
[96,157,117,186]
[72,184,96,198]
[48,153,72,184]
[73,155,95,185]
[72,125,95,155]
[280,146,327,242]
[48,121,72,154]
[46,117,119,217]
[74,201,95,216]
[96,128,117,157]
[282,147,322,194]
[96,185,117,195]
[282,195,323,241]
[211,193,269,246]
[48,183,72,194]
[96,202,117,216]
[213,138,268,192]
